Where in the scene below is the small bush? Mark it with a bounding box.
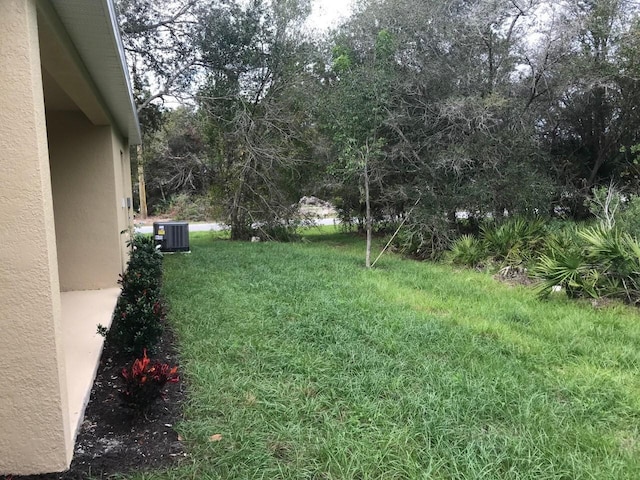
[127,237,163,274]
[99,233,165,356]
[448,234,486,267]
[118,270,161,304]
[616,195,640,238]
[481,217,546,266]
[534,223,640,303]
[581,225,640,301]
[121,349,179,410]
[534,243,594,299]
[540,222,581,256]
[110,294,166,356]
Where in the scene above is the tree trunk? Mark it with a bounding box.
[230,185,244,240]
[137,145,148,219]
[364,155,372,268]
[230,159,250,241]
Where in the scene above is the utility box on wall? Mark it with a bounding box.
[153,222,189,252]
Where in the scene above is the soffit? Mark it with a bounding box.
[38,14,110,125]
[47,0,141,144]
[42,70,79,112]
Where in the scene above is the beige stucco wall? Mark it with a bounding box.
[48,110,130,291]
[0,0,72,474]
[111,131,134,273]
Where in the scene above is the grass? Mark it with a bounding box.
[130,228,640,479]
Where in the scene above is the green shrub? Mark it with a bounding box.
[448,234,486,267]
[98,233,166,356]
[534,242,594,299]
[130,233,162,259]
[534,223,640,303]
[118,236,163,302]
[581,225,640,301]
[118,269,161,302]
[110,294,166,356]
[481,217,546,266]
[540,222,581,254]
[616,195,640,238]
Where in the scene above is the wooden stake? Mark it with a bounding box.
[371,197,421,268]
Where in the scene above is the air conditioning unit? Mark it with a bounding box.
[153,222,190,252]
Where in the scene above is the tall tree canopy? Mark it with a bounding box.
[117,0,640,256]
[313,0,640,256]
[197,0,315,239]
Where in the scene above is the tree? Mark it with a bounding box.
[116,0,204,111]
[321,0,557,256]
[142,107,211,211]
[531,0,640,216]
[116,0,640,251]
[319,28,399,267]
[197,0,316,240]
[116,0,207,216]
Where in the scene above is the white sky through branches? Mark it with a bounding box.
[143,0,354,109]
[309,0,354,31]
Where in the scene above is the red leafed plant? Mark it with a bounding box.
[121,349,179,410]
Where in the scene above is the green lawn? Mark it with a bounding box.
[134,228,640,479]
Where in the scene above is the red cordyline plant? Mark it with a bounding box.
[121,349,179,410]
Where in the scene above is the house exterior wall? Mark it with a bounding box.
[48,110,128,291]
[0,0,73,474]
[111,131,134,273]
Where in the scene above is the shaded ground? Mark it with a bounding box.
[3,326,186,480]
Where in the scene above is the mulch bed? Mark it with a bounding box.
[3,326,186,480]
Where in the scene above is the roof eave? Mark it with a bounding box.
[50,0,141,145]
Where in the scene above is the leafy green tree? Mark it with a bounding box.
[324,0,557,256]
[534,0,640,216]
[197,0,315,240]
[319,29,399,266]
[117,0,640,252]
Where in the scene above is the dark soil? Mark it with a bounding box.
[3,326,186,480]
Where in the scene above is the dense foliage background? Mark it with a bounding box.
[118,0,640,248]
